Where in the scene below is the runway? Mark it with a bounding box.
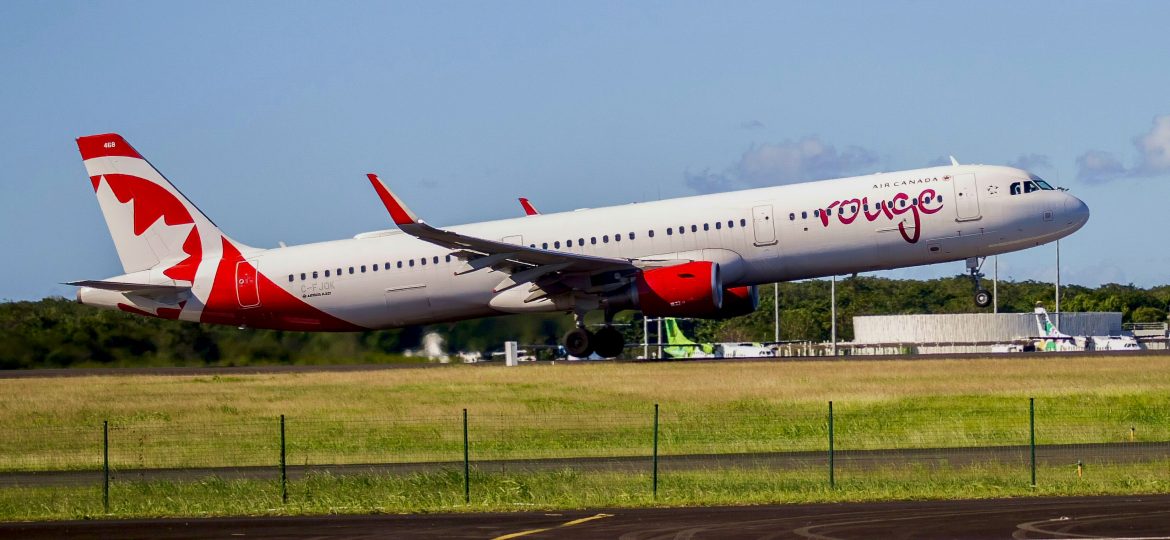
[3,494,1170,539]
[0,349,1161,379]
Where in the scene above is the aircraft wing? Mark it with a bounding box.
[366,174,639,293]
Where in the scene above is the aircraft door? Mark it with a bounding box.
[751,205,777,246]
[951,173,982,221]
[235,260,260,308]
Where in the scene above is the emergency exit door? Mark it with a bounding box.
[951,173,982,221]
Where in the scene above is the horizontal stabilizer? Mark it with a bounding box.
[65,280,191,296]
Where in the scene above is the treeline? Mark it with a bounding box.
[2,276,1168,369]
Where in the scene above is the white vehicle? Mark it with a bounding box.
[715,343,776,358]
[71,134,1090,358]
[1034,306,1141,352]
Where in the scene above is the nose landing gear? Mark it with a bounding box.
[967,256,992,308]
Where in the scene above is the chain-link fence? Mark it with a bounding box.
[2,397,1168,513]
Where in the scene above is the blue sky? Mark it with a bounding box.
[2,1,1168,300]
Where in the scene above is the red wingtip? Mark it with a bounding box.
[519,197,539,216]
[76,133,142,161]
[367,173,417,225]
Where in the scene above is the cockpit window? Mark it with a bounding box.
[1010,178,1055,195]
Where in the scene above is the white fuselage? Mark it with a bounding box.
[223,164,1087,329]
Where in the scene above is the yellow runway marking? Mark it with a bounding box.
[492,513,613,540]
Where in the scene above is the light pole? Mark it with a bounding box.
[773,283,779,343]
[830,275,837,356]
[1055,240,1061,327]
[993,255,998,314]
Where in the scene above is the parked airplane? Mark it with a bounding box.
[70,133,1090,358]
[1033,305,1140,352]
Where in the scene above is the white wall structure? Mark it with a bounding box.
[853,312,1122,344]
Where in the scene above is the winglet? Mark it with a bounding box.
[367,173,419,226]
[949,155,960,166]
[519,197,540,216]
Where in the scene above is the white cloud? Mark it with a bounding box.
[686,136,879,193]
[1134,114,1170,175]
[739,120,766,130]
[1007,153,1051,171]
[1076,150,1126,184]
[1076,114,1170,183]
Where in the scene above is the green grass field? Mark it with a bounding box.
[3,354,1170,520]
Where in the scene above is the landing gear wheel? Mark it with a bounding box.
[593,326,625,359]
[966,257,989,308]
[563,327,595,358]
[974,289,992,308]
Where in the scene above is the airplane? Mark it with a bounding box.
[1032,305,1140,352]
[70,133,1090,358]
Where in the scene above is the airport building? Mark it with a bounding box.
[848,312,1123,354]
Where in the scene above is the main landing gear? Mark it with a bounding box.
[967,256,992,308]
[562,311,625,359]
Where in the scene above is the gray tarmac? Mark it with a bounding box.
[3,494,1170,539]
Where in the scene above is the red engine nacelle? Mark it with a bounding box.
[634,261,723,317]
[714,285,759,319]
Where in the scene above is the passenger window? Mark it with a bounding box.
[433,256,439,264]
[863,204,869,211]
[802,211,807,219]
[542,242,548,249]
[740,219,747,227]
[648,230,655,238]
[288,275,294,282]
[591,237,597,245]
[312,271,318,279]
[397,261,403,268]
[629,232,635,240]
[691,225,697,232]
[420,258,426,266]
[408,260,414,267]
[789,213,795,221]
[337,268,342,276]
[727,220,734,228]
[678,225,685,235]
[614,233,620,242]
[325,270,330,277]
[578,238,584,246]
[814,210,820,217]
[445,255,451,262]
[603,235,609,243]
[361,265,366,272]
[300,273,306,280]
[716,222,722,229]
[667,228,673,235]
[384,263,391,270]
[371,264,378,272]
[938,195,944,202]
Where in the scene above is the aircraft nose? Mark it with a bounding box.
[1064,194,1089,228]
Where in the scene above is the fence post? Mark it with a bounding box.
[280,414,287,504]
[1029,397,1036,487]
[102,420,109,513]
[463,408,470,504]
[828,401,835,488]
[652,403,659,498]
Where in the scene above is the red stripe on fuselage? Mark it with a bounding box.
[200,237,364,331]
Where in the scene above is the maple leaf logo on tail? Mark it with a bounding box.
[76,133,251,284]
